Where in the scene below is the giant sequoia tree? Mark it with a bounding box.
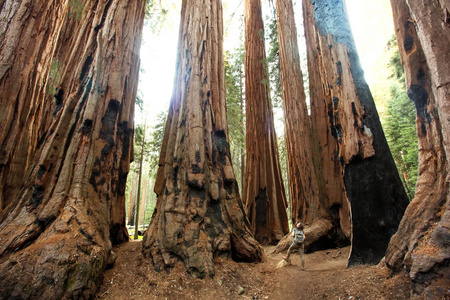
[275,0,320,226]
[386,0,450,296]
[0,1,145,298]
[302,1,352,245]
[142,0,263,279]
[0,1,66,213]
[302,0,409,265]
[243,0,289,245]
[275,0,351,250]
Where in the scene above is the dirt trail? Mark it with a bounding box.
[97,241,411,299]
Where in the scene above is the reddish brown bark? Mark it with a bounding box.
[303,1,352,243]
[243,0,289,245]
[274,0,348,251]
[0,1,68,212]
[386,0,450,297]
[0,1,145,298]
[142,0,263,279]
[302,0,409,265]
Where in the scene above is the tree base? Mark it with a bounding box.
[0,236,112,299]
[269,219,334,254]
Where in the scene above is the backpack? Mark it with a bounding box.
[294,229,304,243]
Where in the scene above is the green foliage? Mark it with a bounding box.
[265,9,282,109]
[225,46,246,193]
[135,92,144,112]
[265,5,289,206]
[133,123,147,161]
[386,37,404,83]
[145,0,179,34]
[68,0,84,21]
[125,109,166,226]
[127,228,144,240]
[148,110,167,172]
[383,39,418,199]
[277,134,290,218]
[46,59,61,96]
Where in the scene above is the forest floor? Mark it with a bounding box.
[96,240,412,299]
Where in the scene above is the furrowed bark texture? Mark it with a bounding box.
[275,0,350,250]
[302,0,409,266]
[0,0,68,212]
[243,0,289,245]
[142,0,263,279]
[0,1,145,298]
[303,1,352,245]
[275,0,321,224]
[386,0,450,297]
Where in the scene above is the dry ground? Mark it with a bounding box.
[96,241,412,299]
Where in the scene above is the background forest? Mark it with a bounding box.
[126,0,418,233]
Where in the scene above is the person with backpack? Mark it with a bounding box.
[283,222,305,269]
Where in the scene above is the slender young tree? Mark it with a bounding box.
[0,1,145,298]
[142,0,263,279]
[302,0,409,265]
[127,173,137,226]
[134,124,146,240]
[386,0,450,296]
[243,0,289,245]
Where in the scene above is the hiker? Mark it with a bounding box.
[284,222,305,269]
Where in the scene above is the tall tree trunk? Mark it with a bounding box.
[275,0,343,249]
[386,0,450,297]
[302,0,409,265]
[0,1,145,298]
[303,1,352,244]
[142,0,263,279]
[0,1,68,212]
[243,0,289,245]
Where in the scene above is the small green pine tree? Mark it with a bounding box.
[383,38,418,199]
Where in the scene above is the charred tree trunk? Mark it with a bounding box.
[0,1,145,298]
[142,0,263,279]
[302,0,409,265]
[243,0,289,245]
[303,0,352,244]
[386,0,450,297]
[275,0,345,250]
